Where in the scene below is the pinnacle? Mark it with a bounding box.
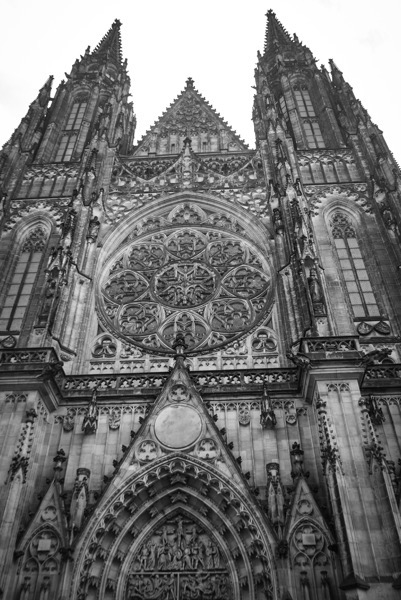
[92,18,123,66]
[264,9,293,53]
[185,77,195,90]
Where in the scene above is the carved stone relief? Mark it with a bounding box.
[127,516,231,600]
[18,527,61,599]
[292,523,329,568]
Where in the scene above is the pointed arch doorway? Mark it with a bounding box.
[122,506,236,600]
[73,455,276,600]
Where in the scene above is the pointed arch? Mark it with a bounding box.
[71,453,278,600]
[0,224,49,333]
[328,211,380,318]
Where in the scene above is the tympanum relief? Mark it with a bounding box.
[127,516,230,600]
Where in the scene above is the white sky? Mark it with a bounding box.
[1,0,400,163]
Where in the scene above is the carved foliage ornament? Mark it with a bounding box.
[99,226,273,354]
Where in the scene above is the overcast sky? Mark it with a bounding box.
[1,0,400,163]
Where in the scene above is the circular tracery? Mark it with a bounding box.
[99,227,273,354]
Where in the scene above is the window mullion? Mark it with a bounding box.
[345,238,368,316]
[7,251,32,330]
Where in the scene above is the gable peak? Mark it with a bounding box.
[134,79,249,155]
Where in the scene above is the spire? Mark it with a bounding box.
[92,19,123,66]
[329,58,346,88]
[264,9,293,52]
[35,75,53,108]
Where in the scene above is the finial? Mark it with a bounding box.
[260,382,276,429]
[185,77,194,89]
[172,332,188,356]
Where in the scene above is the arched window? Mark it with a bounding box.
[65,100,87,131]
[55,99,87,162]
[330,213,379,318]
[293,86,325,148]
[55,133,77,162]
[0,226,48,332]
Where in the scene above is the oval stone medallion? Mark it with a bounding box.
[154,405,202,449]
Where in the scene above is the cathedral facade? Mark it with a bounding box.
[0,10,401,600]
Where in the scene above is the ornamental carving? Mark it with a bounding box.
[292,523,329,568]
[127,516,230,600]
[99,227,273,354]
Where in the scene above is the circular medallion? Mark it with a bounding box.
[154,405,202,449]
[99,226,273,354]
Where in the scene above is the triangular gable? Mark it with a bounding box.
[103,351,251,491]
[70,349,278,598]
[16,477,69,555]
[285,477,332,539]
[134,78,249,156]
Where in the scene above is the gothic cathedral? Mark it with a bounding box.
[0,10,400,600]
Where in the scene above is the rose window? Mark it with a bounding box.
[99,227,273,354]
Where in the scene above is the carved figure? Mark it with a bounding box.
[108,408,121,430]
[87,216,101,243]
[260,384,276,429]
[62,413,75,432]
[307,268,323,303]
[82,388,99,434]
[360,346,392,366]
[286,350,311,368]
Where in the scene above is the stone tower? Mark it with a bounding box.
[0,11,400,600]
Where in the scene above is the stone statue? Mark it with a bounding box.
[87,216,101,243]
[308,268,322,302]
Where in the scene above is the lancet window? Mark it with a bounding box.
[293,86,325,148]
[0,226,48,332]
[55,99,87,162]
[331,213,379,318]
[65,100,87,131]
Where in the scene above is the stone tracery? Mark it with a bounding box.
[100,225,273,354]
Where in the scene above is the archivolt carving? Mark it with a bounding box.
[304,183,371,215]
[71,454,276,600]
[99,225,273,355]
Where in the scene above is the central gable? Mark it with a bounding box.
[134,78,249,156]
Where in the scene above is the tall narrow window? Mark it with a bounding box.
[0,226,47,332]
[55,133,77,162]
[279,96,289,121]
[331,213,379,318]
[55,99,87,162]
[294,86,325,148]
[65,101,87,131]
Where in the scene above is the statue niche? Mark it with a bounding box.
[127,515,231,599]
